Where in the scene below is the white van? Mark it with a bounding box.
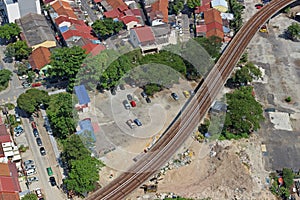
[26,169,36,176]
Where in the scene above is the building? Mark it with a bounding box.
[0,0,41,24]
[74,85,91,112]
[120,15,141,30]
[16,13,56,49]
[204,8,224,39]
[144,0,168,25]
[0,162,20,200]
[28,47,51,71]
[130,26,156,53]
[211,0,228,13]
[50,0,77,19]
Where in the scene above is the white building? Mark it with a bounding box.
[0,0,41,23]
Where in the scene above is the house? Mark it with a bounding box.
[74,85,91,112]
[204,8,224,39]
[0,162,20,200]
[50,0,77,19]
[0,0,41,23]
[151,24,170,45]
[144,0,168,26]
[28,47,51,71]
[211,0,228,13]
[16,13,56,49]
[100,0,128,12]
[130,26,157,53]
[120,15,141,30]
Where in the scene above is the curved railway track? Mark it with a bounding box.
[86,0,297,199]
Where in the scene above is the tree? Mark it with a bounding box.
[92,18,124,39]
[64,157,103,195]
[169,0,184,14]
[5,41,32,61]
[283,168,294,189]
[187,0,201,9]
[224,86,264,137]
[144,84,162,96]
[231,62,262,85]
[194,36,222,60]
[49,46,87,91]
[287,22,300,41]
[46,93,77,139]
[21,193,38,200]
[17,89,49,114]
[0,69,12,91]
[0,23,21,42]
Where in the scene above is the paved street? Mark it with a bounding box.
[81,0,100,22]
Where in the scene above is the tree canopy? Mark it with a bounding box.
[194,36,222,60]
[169,0,184,14]
[0,69,12,91]
[0,23,21,42]
[187,0,201,9]
[283,168,294,189]
[49,46,87,91]
[224,86,264,137]
[17,89,49,114]
[46,92,77,139]
[21,193,38,200]
[287,22,300,41]
[92,18,124,39]
[5,41,32,61]
[232,62,262,84]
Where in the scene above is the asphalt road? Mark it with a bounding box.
[80,0,99,22]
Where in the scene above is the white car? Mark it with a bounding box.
[35,188,42,198]
[27,176,38,184]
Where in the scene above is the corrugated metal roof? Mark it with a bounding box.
[74,85,90,105]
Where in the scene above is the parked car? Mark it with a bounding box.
[27,176,38,184]
[36,138,42,146]
[141,91,147,98]
[49,176,57,186]
[29,115,34,122]
[110,88,116,95]
[171,93,179,100]
[26,169,36,176]
[189,90,195,96]
[24,160,34,166]
[183,90,190,98]
[25,165,35,171]
[31,82,42,87]
[134,119,142,126]
[33,128,39,137]
[40,147,46,156]
[123,100,130,110]
[35,188,43,198]
[130,100,136,107]
[126,119,137,129]
[15,113,21,122]
[46,167,53,176]
[146,97,151,103]
[31,121,37,129]
[127,94,133,101]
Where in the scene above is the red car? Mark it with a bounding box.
[255,4,263,9]
[130,100,136,107]
[31,82,42,87]
[31,122,37,129]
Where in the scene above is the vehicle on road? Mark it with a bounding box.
[27,176,38,184]
[49,176,57,186]
[26,169,36,176]
[35,188,43,198]
[46,167,53,176]
[14,125,23,133]
[36,138,42,146]
[31,122,37,129]
[146,97,151,103]
[33,128,39,137]
[134,119,142,126]
[29,115,34,122]
[141,91,147,98]
[171,93,179,100]
[40,147,46,156]
[183,91,190,98]
[123,100,130,110]
[127,94,133,101]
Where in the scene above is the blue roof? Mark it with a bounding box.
[223,26,230,33]
[74,85,90,105]
[59,26,69,33]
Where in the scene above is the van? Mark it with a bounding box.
[46,167,53,176]
[26,169,36,176]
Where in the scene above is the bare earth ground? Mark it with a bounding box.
[89,1,300,199]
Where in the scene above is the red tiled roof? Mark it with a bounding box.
[151,0,168,23]
[56,6,77,19]
[0,125,7,136]
[131,8,142,17]
[206,21,223,31]
[51,0,71,11]
[204,8,222,25]
[133,26,155,43]
[106,0,128,11]
[206,28,224,38]
[195,4,211,14]
[120,16,139,24]
[28,47,51,70]
[0,192,19,200]
[62,29,97,40]
[55,16,85,26]
[196,24,207,33]
[51,0,77,19]
[82,43,106,56]
[0,177,19,193]
[0,135,11,143]
[104,9,122,19]
[0,163,10,177]
[202,0,212,5]
[43,0,55,4]
[93,0,101,3]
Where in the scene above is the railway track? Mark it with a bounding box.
[86,0,296,199]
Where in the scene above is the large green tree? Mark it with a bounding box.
[49,46,87,91]
[187,0,201,9]
[92,18,124,39]
[233,62,262,84]
[169,0,184,14]
[0,69,12,91]
[21,193,38,200]
[46,93,77,139]
[194,36,222,60]
[283,168,294,189]
[287,22,300,41]
[224,86,264,136]
[5,41,32,61]
[0,23,21,42]
[17,89,49,114]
